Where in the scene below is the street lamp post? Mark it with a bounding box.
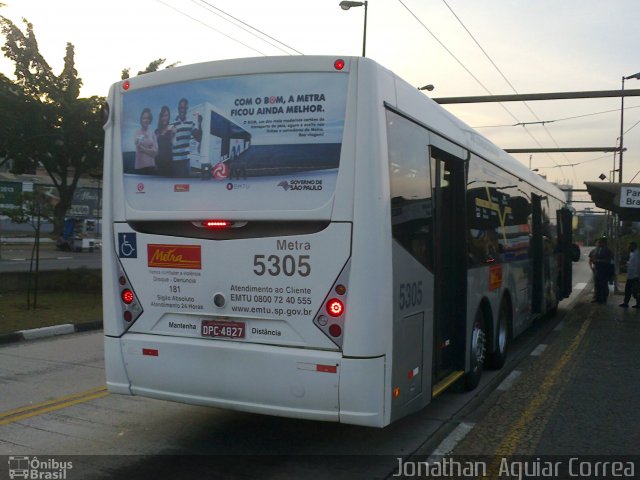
[619,71,640,183]
[616,71,640,293]
[339,1,368,57]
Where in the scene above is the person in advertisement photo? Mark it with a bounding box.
[154,105,175,177]
[171,97,203,178]
[134,107,158,175]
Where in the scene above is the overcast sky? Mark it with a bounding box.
[2,0,640,209]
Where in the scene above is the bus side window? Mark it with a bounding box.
[387,110,434,272]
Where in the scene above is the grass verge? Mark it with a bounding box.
[0,291,102,335]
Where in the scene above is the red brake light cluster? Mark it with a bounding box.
[314,277,349,346]
[121,289,134,305]
[117,267,143,326]
[202,220,232,229]
[326,299,344,317]
[334,59,345,71]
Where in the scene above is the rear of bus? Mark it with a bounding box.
[103,57,393,427]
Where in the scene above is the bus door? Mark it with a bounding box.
[558,207,574,299]
[431,145,468,385]
[531,194,544,313]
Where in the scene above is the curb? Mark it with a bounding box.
[0,320,103,345]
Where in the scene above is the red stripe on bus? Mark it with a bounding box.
[316,364,337,373]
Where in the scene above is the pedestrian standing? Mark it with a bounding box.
[593,237,613,304]
[620,242,640,308]
[588,247,597,301]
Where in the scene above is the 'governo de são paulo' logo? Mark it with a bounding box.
[8,456,73,479]
[277,179,323,191]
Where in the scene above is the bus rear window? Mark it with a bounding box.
[120,73,348,213]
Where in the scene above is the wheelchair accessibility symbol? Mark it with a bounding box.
[118,233,137,258]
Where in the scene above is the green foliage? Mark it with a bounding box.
[0,15,105,235]
[0,190,53,229]
[121,58,180,80]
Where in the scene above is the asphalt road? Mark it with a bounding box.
[0,242,101,272]
[0,255,593,480]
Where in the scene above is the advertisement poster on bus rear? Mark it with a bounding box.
[120,72,348,212]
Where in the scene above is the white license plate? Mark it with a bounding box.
[201,320,246,339]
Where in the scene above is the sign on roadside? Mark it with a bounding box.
[0,181,22,209]
[619,186,640,208]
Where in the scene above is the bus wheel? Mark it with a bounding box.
[487,299,510,369]
[465,309,487,390]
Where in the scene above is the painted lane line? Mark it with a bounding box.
[427,422,476,460]
[530,344,548,357]
[491,315,592,459]
[573,282,587,290]
[0,386,109,426]
[497,370,522,391]
[553,320,565,332]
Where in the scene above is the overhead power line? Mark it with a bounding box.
[437,0,569,178]
[396,0,552,158]
[195,0,304,55]
[155,0,267,55]
[474,105,640,129]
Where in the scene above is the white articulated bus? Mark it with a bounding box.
[103,56,576,428]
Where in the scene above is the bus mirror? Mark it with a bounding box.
[570,244,580,262]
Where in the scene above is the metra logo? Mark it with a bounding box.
[147,244,201,269]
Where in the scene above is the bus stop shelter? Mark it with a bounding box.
[584,182,640,221]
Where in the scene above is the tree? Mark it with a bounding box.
[1,189,54,309]
[0,15,104,236]
[0,71,37,169]
[121,58,180,80]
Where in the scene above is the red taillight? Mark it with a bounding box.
[123,80,130,90]
[334,59,345,70]
[123,310,133,322]
[121,289,134,304]
[326,298,344,317]
[202,220,232,229]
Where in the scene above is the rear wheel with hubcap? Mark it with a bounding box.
[465,308,487,390]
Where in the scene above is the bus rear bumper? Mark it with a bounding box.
[106,333,357,423]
